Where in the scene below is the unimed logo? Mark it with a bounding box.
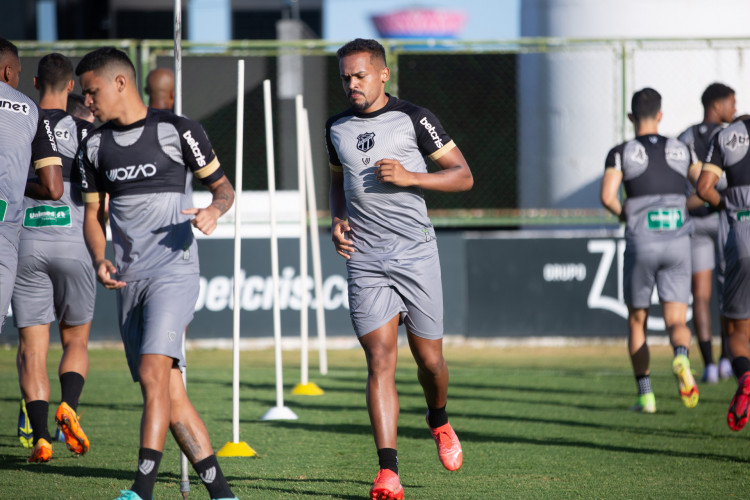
[196,267,349,312]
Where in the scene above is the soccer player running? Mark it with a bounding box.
[75,47,237,500]
[678,83,736,383]
[600,88,699,413]
[698,114,750,431]
[14,53,96,463]
[326,38,473,500]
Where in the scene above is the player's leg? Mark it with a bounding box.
[125,353,173,500]
[55,321,92,455]
[627,307,655,412]
[692,269,717,382]
[167,364,236,499]
[17,324,54,461]
[663,301,699,408]
[359,314,404,500]
[407,332,462,471]
[727,318,750,430]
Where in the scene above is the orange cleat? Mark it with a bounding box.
[370,469,404,500]
[28,438,53,463]
[55,402,89,455]
[426,416,463,471]
[728,373,750,431]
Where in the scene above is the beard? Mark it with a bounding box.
[349,92,370,111]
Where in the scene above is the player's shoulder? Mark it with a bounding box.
[151,107,194,128]
[677,124,696,144]
[387,95,427,116]
[665,136,689,151]
[715,119,749,143]
[326,108,355,129]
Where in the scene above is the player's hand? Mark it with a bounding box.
[182,206,221,235]
[332,217,354,259]
[95,258,126,290]
[374,159,415,187]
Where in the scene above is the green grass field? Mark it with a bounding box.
[1,342,749,499]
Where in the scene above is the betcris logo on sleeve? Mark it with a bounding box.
[419,116,443,149]
[182,130,207,167]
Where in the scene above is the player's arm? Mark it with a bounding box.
[696,165,724,209]
[374,145,473,192]
[182,175,234,235]
[600,168,625,221]
[26,113,63,200]
[330,168,353,259]
[83,194,125,289]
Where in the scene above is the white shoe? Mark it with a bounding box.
[719,358,733,380]
[702,363,719,384]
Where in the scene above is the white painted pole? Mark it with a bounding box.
[174,2,189,497]
[216,61,255,457]
[295,95,309,386]
[231,59,244,444]
[262,79,297,420]
[301,108,328,375]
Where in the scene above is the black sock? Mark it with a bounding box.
[698,341,714,366]
[635,375,652,395]
[60,372,85,411]
[732,356,750,380]
[193,455,234,499]
[674,346,689,358]
[131,448,162,500]
[427,405,448,428]
[26,400,52,444]
[377,448,398,475]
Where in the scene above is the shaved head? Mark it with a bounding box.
[145,67,175,110]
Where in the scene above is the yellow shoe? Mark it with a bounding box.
[55,402,89,455]
[18,399,33,449]
[28,438,53,463]
[673,355,699,408]
[630,392,656,413]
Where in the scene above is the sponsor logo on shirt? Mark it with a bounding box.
[55,129,71,142]
[105,163,157,182]
[725,131,749,151]
[182,129,207,167]
[665,147,688,161]
[0,98,30,115]
[43,119,57,152]
[419,116,443,149]
[356,132,375,152]
[630,143,647,164]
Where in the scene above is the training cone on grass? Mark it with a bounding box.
[291,382,324,396]
[217,441,256,457]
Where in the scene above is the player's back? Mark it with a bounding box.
[608,134,693,241]
[20,108,92,242]
[708,119,750,225]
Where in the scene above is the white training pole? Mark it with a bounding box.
[296,95,309,386]
[262,79,297,420]
[301,108,328,375]
[231,60,244,444]
[216,61,255,457]
[173,2,189,497]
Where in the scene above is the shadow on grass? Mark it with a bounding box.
[0,455,135,481]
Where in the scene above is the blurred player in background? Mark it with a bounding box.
[600,88,698,413]
[67,92,95,123]
[678,83,736,383]
[698,114,750,431]
[327,38,473,500]
[0,37,62,335]
[14,53,96,463]
[75,47,237,500]
[145,67,174,111]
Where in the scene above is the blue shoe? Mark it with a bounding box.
[18,399,33,449]
[114,490,144,500]
[54,427,66,442]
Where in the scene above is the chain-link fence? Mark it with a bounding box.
[15,38,750,226]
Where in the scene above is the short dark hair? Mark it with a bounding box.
[701,83,735,109]
[631,88,661,121]
[37,53,73,92]
[336,38,386,67]
[0,37,19,62]
[67,93,91,119]
[75,47,136,80]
